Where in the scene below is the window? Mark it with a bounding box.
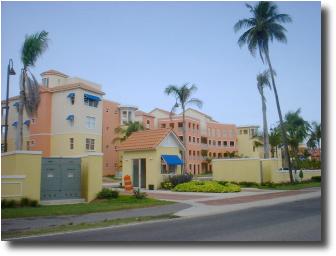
[178,122,183,128]
[197,138,200,143]
[169,123,174,128]
[193,151,195,156]
[189,136,191,142]
[193,137,195,143]
[179,136,183,142]
[189,123,191,129]
[218,141,222,146]
[86,138,95,151]
[213,140,216,146]
[224,141,228,147]
[197,124,199,130]
[189,150,192,156]
[240,130,243,135]
[84,95,99,107]
[26,141,30,150]
[86,116,96,129]
[69,138,74,150]
[161,123,166,128]
[244,129,248,134]
[189,164,192,171]
[209,139,211,145]
[230,141,235,147]
[193,123,195,130]
[42,78,49,87]
[213,153,216,158]
[146,120,150,129]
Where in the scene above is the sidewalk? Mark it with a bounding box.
[2,187,321,233]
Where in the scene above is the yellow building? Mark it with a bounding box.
[237,125,264,158]
[117,128,185,190]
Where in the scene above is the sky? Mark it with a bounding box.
[1,1,321,128]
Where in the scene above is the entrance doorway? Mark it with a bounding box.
[132,159,146,188]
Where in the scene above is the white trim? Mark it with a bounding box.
[49,152,104,158]
[260,158,280,161]
[2,175,26,179]
[158,131,186,151]
[2,150,42,156]
[1,181,23,197]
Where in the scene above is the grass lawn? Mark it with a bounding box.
[2,195,174,219]
[2,214,178,240]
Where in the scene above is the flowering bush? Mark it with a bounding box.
[172,181,241,193]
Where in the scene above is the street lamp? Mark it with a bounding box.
[3,59,16,152]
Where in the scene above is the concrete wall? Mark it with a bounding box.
[122,146,182,190]
[212,158,262,183]
[1,151,102,203]
[213,157,320,184]
[1,151,42,201]
[81,153,103,202]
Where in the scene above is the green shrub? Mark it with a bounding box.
[172,181,241,193]
[262,182,277,188]
[1,199,18,208]
[29,200,39,207]
[238,181,259,187]
[133,188,147,199]
[160,181,173,190]
[297,159,321,170]
[299,170,304,180]
[20,197,30,207]
[97,188,119,199]
[311,176,321,182]
[169,173,193,187]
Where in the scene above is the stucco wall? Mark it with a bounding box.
[212,158,262,183]
[122,146,182,190]
[271,169,321,183]
[1,151,42,201]
[81,153,103,202]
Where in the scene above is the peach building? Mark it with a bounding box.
[148,108,238,174]
[1,70,104,156]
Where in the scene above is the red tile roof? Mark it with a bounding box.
[116,128,175,151]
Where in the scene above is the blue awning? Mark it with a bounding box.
[24,120,30,126]
[66,115,74,121]
[67,93,75,98]
[84,93,101,102]
[161,155,183,165]
[12,121,18,127]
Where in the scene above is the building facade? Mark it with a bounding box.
[1,70,104,156]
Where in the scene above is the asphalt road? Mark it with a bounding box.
[13,197,321,242]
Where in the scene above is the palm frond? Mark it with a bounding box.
[186,98,203,109]
[21,30,49,68]
[23,71,41,117]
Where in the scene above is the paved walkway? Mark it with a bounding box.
[1,203,189,232]
[2,187,321,233]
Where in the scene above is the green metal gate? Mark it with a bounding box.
[41,158,81,200]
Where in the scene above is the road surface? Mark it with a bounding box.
[12,197,321,242]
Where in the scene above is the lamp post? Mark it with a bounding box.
[3,59,16,152]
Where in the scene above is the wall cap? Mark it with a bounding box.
[1,150,43,157]
[260,158,281,161]
[2,175,26,179]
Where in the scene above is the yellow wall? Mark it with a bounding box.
[1,151,42,201]
[81,153,103,202]
[51,133,102,156]
[122,146,182,190]
[271,169,321,183]
[212,158,262,183]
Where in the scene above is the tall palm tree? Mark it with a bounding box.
[16,31,49,150]
[234,1,294,182]
[256,70,272,158]
[164,83,203,172]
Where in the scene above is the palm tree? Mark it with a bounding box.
[283,109,311,172]
[164,83,203,172]
[310,121,321,149]
[234,1,294,182]
[269,127,281,158]
[256,70,272,158]
[16,31,49,150]
[114,121,144,143]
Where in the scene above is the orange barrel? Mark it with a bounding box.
[124,175,133,192]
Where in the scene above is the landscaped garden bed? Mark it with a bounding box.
[172,181,241,193]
